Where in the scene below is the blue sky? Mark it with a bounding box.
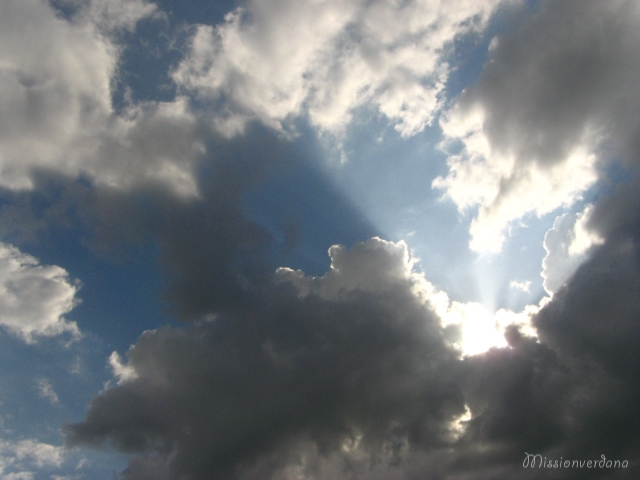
[1,0,640,478]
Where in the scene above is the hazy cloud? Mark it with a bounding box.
[36,377,60,405]
[0,438,65,479]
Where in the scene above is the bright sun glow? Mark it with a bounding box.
[440,302,539,356]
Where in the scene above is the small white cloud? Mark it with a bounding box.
[509,280,531,292]
[109,351,138,385]
[35,378,59,405]
[0,243,80,343]
[69,356,81,375]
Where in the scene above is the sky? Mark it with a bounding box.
[0,0,639,478]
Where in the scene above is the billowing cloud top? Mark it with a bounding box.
[173,0,502,136]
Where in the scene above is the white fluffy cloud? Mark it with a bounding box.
[433,0,640,252]
[173,0,502,137]
[0,0,204,196]
[0,242,80,343]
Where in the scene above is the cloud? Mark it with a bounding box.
[62,219,640,479]
[278,237,535,356]
[82,0,158,32]
[0,438,65,479]
[36,377,60,405]
[65,238,469,479]
[541,205,603,294]
[3,2,637,477]
[0,0,205,196]
[109,352,138,385]
[0,242,80,343]
[530,224,640,467]
[173,0,502,137]
[433,0,640,251]
[509,280,530,292]
[65,236,552,479]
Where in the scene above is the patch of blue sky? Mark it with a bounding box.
[0,331,128,479]
[3,219,168,353]
[241,126,379,277]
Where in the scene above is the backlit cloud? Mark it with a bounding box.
[434,0,640,251]
[173,0,502,137]
[0,0,204,196]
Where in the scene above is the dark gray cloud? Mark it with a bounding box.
[48,147,640,479]
[66,238,467,479]
[462,0,640,168]
[64,213,640,479]
[529,205,640,477]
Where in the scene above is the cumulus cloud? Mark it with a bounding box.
[65,237,553,479]
[0,242,80,343]
[278,237,535,356]
[173,0,502,137]
[60,197,640,480]
[64,238,467,479]
[4,1,637,478]
[433,0,640,251]
[0,0,205,196]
